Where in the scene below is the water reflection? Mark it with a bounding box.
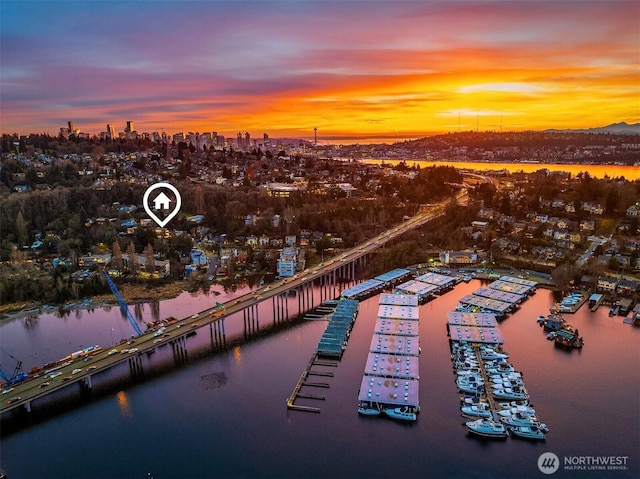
[232,346,242,366]
[116,390,133,419]
[134,303,144,321]
[149,300,160,322]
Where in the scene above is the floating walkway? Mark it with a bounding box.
[316,299,359,358]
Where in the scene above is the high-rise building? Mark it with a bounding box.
[245,132,251,150]
[126,121,134,133]
[107,124,116,140]
[263,133,271,150]
[237,132,243,149]
[68,120,75,132]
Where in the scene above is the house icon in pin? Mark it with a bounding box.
[153,192,171,210]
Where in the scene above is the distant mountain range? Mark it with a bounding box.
[544,122,640,135]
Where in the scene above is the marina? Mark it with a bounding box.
[1,276,638,478]
[448,275,550,440]
[358,290,422,421]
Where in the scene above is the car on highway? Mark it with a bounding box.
[48,372,62,379]
[128,348,139,354]
[2,388,15,395]
[6,397,22,404]
[72,368,82,374]
[191,314,199,319]
[38,382,50,389]
[108,349,118,356]
[87,366,97,371]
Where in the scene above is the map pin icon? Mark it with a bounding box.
[143,182,182,228]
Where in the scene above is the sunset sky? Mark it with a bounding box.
[1,0,638,140]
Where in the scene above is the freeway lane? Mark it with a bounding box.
[1,196,453,414]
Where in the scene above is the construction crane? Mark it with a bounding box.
[0,349,28,387]
[102,270,144,336]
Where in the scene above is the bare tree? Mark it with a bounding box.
[112,241,123,271]
[126,241,139,276]
[144,243,155,278]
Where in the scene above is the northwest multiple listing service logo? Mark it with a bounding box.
[538,453,560,474]
[538,452,630,475]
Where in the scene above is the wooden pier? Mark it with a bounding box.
[474,348,501,421]
[287,353,338,413]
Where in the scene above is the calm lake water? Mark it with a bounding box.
[360,160,640,181]
[1,280,638,479]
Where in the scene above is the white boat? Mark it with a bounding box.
[384,406,417,422]
[461,403,492,418]
[465,419,509,438]
[358,401,382,416]
[358,406,382,416]
[499,411,540,427]
[497,404,536,418]
[509,424,548,440]
[456,376,484,395]
[480,348,509,360]
[492,387,528,401]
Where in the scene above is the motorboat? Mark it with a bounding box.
[509,424,548,440]
[358,402,382,416]
[456,375,484,395]
[492,387,528,401]
[465,418,509,438]
[384,406,417,422]
[461,403,492,418]
[553,329,584,348]
[498,410,540,428]
[480,348,509,360]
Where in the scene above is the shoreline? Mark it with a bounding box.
[0,281,189,322]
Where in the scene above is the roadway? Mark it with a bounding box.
[1,194,456,414]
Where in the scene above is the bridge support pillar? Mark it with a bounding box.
[82,375,93,390]
[24,400,31,413]
[128,354,144,376]
[243,304,259,338]
[210,319,226,349]
[171,335,188,363]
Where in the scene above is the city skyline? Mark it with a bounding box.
[1,1,638,138]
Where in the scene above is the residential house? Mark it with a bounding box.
[285,235,296,246]
[259,235,270,247]
[579,219,595,231]
[596,276,618,293]
[626,203,640,217]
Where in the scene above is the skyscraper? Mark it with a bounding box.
[126,121,134,133]
[237,132,243,149]
[68,120,75,132]
[245,132,250,150]
[107,124,116,140]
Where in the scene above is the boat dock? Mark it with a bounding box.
[589,293,604,311]
[449,275,549,440]
[415,271,458,294]
[287,299,358,413]
[357,292,421,421]
[316,299,359,358]
[286,352,338,413]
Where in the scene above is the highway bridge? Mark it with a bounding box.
[1,195,455,416]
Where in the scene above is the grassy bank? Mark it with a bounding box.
[0,280,189,320]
